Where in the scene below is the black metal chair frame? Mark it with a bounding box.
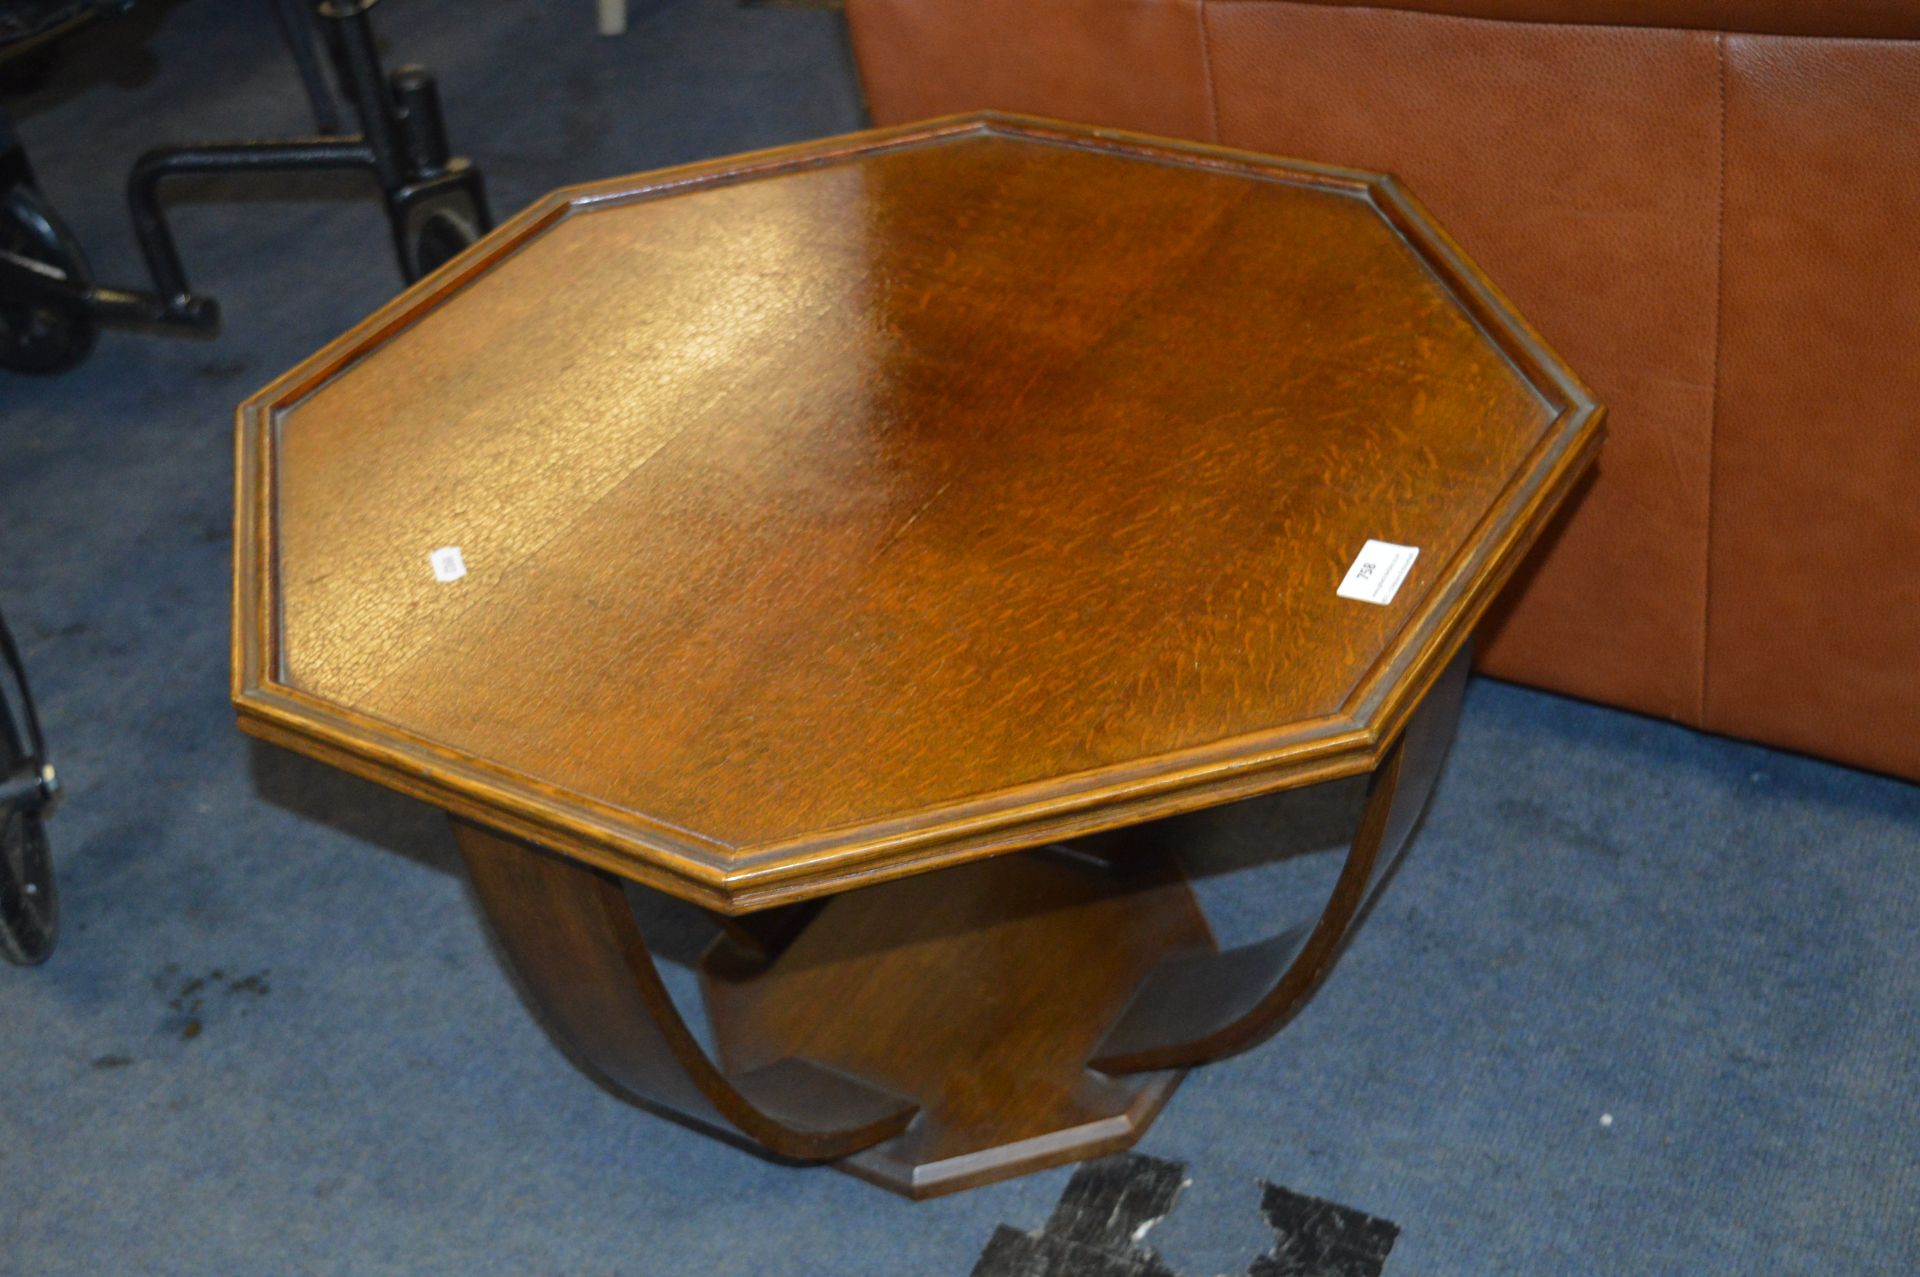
[0,0,492,370]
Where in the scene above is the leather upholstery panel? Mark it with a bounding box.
[845,0,1215,140]
[1207,4,1722,723]
[1239,0,1920,40]
[1706,37,1920,778]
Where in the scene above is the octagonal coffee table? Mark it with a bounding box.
[233,114,1601,1198]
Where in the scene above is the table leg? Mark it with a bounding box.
[1090,645,1471,1074]
[455,821,917,1161]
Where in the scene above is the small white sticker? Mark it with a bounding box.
[429,545,467,583]
[1337,539,1418,606]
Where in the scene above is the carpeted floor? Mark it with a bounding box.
[2,3,1916,1273]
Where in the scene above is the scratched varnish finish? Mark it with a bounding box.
[235,114,1602,910]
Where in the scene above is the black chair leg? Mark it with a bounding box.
[266,0,343,134]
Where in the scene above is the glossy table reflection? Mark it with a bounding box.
[234,114,1602,1197]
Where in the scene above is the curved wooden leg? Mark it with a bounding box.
[1090,645,1471,1074]
[454,821,917,1161]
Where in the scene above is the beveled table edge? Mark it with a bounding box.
[231,111,1605,913]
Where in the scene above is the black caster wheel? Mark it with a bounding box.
[0,181,97,375]
[399,190,483,283]
[0,613,57,966]
[0,804,55,966]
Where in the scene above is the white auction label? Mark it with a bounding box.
[429,545,468,583]
[1337,539,1418,606]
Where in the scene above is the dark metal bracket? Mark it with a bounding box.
[126,0,492,325]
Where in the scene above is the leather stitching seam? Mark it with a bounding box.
[1196,0,1222,142]
[1701,31,1727,724]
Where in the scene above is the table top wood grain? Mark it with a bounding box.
[233,113,1602,911]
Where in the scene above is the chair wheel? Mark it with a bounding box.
[0,182,97,375]
[0,805,55,966]
[1,607,56,965]
[400,198,482,283]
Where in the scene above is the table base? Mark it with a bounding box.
[704,849,1212,1198]
[453,647,1467,1198]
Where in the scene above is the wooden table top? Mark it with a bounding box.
[234,114,1601,911]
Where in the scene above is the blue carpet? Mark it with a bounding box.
[2,2,1916,1273]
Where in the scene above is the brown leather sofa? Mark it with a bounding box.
[845,0,1920,781]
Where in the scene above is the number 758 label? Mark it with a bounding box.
[1337,540,1419,606]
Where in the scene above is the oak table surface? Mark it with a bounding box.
[234,113,1600,913]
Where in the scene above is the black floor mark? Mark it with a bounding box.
[1248,1183,1398,1277]
[972,1153,1186,1277]
[160,968,273,1040]
[970,1155,1399,1277]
